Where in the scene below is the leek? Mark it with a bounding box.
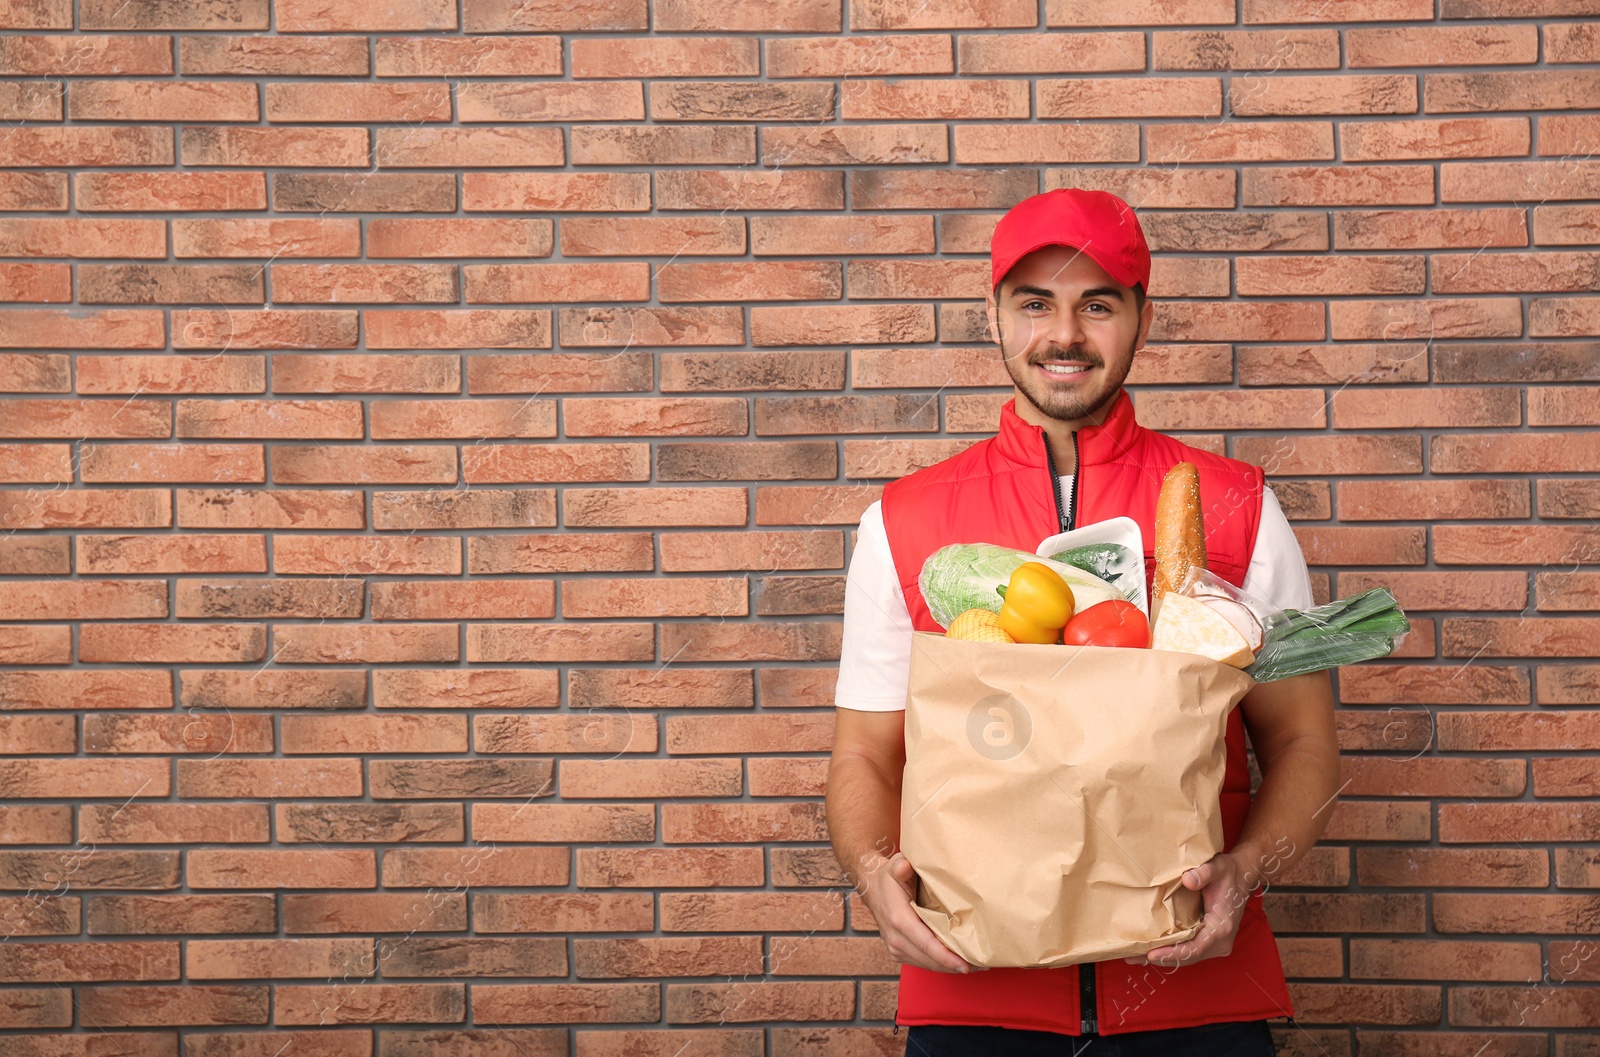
[1245,588,1409,682]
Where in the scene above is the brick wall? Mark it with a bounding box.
[1,0,1598,1053]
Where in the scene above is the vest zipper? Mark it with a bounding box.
[1043,431,1080,534]
[1068,430,1080,532]
[1047,428,1093,1032]
[1081,961,1098,1034]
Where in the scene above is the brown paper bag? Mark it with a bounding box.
[900,630,1257,968]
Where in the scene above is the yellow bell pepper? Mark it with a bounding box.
[996,562,1076,644]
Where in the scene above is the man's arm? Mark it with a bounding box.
[828,707,983,974]
[1231,666,1342,883]
[1129,667,1340,967]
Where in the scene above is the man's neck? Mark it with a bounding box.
[1011,386,1117,475]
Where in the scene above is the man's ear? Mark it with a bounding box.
[985,295,1001,346]
[1136,294,1154,349]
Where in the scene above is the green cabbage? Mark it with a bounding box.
[919,543,1123,630]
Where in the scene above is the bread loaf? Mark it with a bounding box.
[1153,461,1206,599]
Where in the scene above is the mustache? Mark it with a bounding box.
[1028,346,1102,365]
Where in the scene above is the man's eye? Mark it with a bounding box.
[1085,302,1110,313]
[1024,300,1047,311]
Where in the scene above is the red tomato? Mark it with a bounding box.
[1061,599,1150,649]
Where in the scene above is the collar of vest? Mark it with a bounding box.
[993,386,1141,468]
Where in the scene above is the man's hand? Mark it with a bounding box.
[859,850,987,975]
[1122,850,1255,968]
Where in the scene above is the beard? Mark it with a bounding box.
[999,333,1137,424]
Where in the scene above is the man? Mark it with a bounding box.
[825,188,1342,1056]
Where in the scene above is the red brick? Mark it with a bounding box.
[1351,25,1536,67]
[272,172,455,213]
[373,35,561,76]
[1331,294,1516,340]
[1442,161,1600,203]
[954,123,1141,164]
[1546,21,1600,62]
[750,304,933,345]
[1558,848,1600,888]
[961,31,1144,73]
[1532,298,1600,338]
[756,395,936,436]
[660,892,843,932]
[763,125,948,166]
[1440,712,1600,752]
[274,625,459,665]
[571,125,755,166]
[466,623,654,663]
[369,398,556,440]
[277,0,453,29]
[181,33,368,73]
[1358,848,1549,889]
[561,217,745,257]
[1240,435,1425,477]
[1434,342,1600,383]
[1148,121,1334,163]
[80,0,265,28]
[377,126,564,168]
[1133,389,1326,431]
[6,33,173,74]
[467,173,643,212]
[1154,29,1338,70]
[472,806,654,844]
[1338,571,1528,613]
[572,36,755,78]
[1427,70,1600,113]
[1330,386,1520,428]
[482,687,654,738]
[1338,479,1529,522]
[1240,344,1423,387]
[265,81,450,122]
[575,937,763,980]
[659,350,844,391]
[755,482,883,524]
[463,0,647,32]
[748,758,828,796]
[180,127,368,169]
[1538,571,1600,612]
[175,488,362,530]
[656,170,842,211]
[658,262,840,304]
[0,168,68,207]
[667,980,853,1023]
[563,759,742,799]
[1536,665,1600,710]
[1535,757,1600,797]
[473,982,657,1026]
[468,532,653,574]
[660,531,843,572]
[1322,800,1432,842]
[1051,0,1233,22]
[176,214,361,255]
[1236,74,1417,117]
[0,0,72,28]
[368,217,557,257]
[579,844,764,889]
[70,81,258,121]
[569,668,753,712]
[653,0,838,31]
[457,81,642,122]
[563,577,747,619]
[769,34,950,77]
[1437,892,1600,936]
[1150,301,1325,342]
[1286,983,1441,1026]
[465,263,647,304]
[1433,435,1600,474]
[1267,893,1426,934]
[1342,756,1526,798]
[1536,205,1600,245]
[653,82,835,122]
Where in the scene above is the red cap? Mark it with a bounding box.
[990,188,1151,295]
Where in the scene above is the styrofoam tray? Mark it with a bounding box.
[1035,516,1149,617]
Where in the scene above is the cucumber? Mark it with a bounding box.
[1047,543,1135,582]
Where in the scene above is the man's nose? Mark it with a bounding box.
[1043,307,1084,350]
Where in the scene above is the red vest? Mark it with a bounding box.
[880,387,1294,1036]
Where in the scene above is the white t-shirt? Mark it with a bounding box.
[835,478,1315,712]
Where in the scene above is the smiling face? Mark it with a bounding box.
[987,244,1153,430]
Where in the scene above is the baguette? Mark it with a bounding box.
[1153,461,1206,600]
